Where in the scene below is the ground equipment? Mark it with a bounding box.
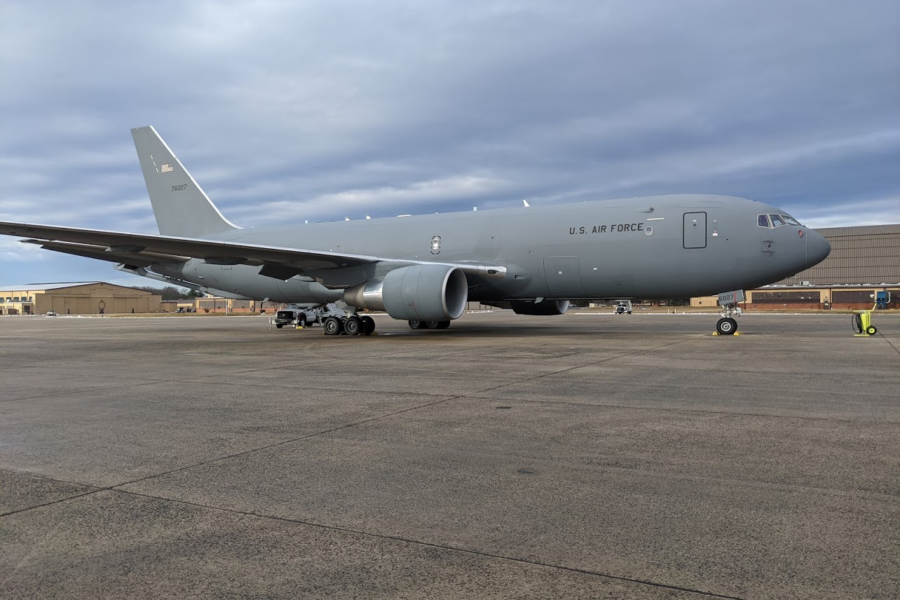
[851,306,878,337]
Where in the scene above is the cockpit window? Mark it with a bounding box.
[781,215,802,226]
[769,214,786,227]
[757,214,771,228]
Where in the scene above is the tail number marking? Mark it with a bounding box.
[171,184,187,192]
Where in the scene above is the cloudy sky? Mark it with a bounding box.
[1,0,898,286]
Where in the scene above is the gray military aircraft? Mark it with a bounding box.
[1,126,830,335]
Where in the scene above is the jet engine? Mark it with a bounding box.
[343,264,468,321]
[510,300,570,316]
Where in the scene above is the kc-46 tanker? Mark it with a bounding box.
[0,126,830,335]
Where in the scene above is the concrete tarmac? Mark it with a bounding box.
[1,311,898,599]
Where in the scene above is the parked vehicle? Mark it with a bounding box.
[273,304,346,329]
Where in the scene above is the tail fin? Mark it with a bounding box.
[131,126,239,238]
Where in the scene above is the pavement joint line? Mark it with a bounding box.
[0,337,697,517]
[109,487,746,600]
[1,344,490,404]
[155,342,489,381]
[159,379,493,400]
[0,467,99,490]
[105,338,695,491]
[880,332,900,356]
[0,379,164,405]
[476,396,900,424]
[0,488,104,519]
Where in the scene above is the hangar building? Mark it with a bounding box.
[0,282,161,316]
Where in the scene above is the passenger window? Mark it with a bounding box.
[782,215,801,226]
[757,214,771,228]
[770,214,786,227]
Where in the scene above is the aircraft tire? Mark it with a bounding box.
[360,316,375,335]
[408,320,424,329]
[344,317,362,336]
[425,320,441,329]
[275,324,283,329]
[716,318,737,335]
[436,321,451,329]
[324,316,343,336]
[297,315,307,327]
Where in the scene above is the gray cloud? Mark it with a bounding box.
[1,0,898,285]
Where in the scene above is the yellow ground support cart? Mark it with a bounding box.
[851,306,878,337]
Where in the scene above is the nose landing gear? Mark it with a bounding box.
[716,316,738,335]
[714,290,744,336]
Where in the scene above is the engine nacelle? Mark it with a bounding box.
[343,264,468,321]
[511,300,570,316]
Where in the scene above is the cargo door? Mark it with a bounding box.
[683,212,707,249]
[544,256,585,297]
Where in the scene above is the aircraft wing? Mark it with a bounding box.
[1,220,387,271]
[24,240,190,268]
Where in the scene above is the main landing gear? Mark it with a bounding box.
[408,320,451,330]
[715,302,741,336]
[323,315,376,336]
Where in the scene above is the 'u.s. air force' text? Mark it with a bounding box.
[569,222,645,235]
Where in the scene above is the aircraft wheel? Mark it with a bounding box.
[425,320,442,329]
[408,320,424,329]
[297,315,307,327]
[360,316,375,335]
[344,316,362,336]
[436,321,451,329]
[324,316,343,336]
[867,326,877,335]
[716,318,737,335]
[275,324,283,329]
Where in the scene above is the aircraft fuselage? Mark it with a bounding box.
[152,194,829,304]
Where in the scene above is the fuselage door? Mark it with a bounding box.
[683,212,707,249]
[544,256,585,297]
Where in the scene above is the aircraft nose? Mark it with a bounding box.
[806,230,831,269]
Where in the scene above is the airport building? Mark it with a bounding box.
[0,282,161,316]
[693,224,900,310]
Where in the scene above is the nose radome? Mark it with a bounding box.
[806,230,831,269]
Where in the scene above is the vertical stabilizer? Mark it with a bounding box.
[131,126,239,238]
